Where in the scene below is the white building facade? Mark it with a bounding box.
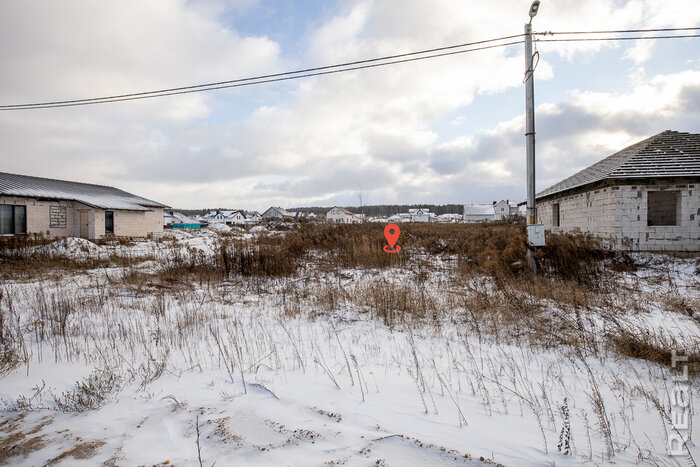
[326,207,362,223]
[493,200,518,220]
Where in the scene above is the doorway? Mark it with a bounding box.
[79,211,89,238]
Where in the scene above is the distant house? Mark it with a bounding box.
[199,210,223,223]
[0,172,167,240]
[408,208,435,223]
[437,213,462,223]
[493,200,518,220]
[199,209,246,225]
[326,207,362,223]
[244,211,262,225]
[262,207,294,220]
[223,210,246,225]
[387,213,411,223]
[164,211,200,228]
[536,130,700,251]
[463,204,495,223]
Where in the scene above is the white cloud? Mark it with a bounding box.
[1,0,699,210]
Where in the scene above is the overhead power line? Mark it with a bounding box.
[0,33,524,111]
[534,26,700,43]
[535,26,700,35]
[2,26,699,111]
[536,34,700,43]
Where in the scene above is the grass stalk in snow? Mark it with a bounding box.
[436,372,468,427]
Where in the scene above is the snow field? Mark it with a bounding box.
[0,235,698,465]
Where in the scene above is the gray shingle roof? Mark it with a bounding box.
[537,130,700,200]
[0,172,168,211]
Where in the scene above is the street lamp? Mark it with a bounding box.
[529,0,540,20]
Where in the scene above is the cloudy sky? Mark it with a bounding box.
[1,0,699,210]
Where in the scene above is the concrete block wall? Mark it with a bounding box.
[144,209,164,236]
[537,182,700,251]
[537,188,617,238]
[110,209,164,238]
[93,210,105,239]
[636,183,699,251]
[1,195,79,238]
[1,196,164,240]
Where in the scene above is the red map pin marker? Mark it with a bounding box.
[383,224,401,253]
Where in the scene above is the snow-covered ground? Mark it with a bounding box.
[1,233,698,466]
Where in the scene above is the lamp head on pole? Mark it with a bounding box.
[528,0,540,22]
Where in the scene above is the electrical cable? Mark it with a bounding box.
[0,33,525,110]
[0,40,525,110]
[2,27,699,111]
[535,34,700,43]
[534,26,700,36]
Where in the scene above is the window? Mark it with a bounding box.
[105,211,114,234]
[0,205,27,235]
[552,203,560,227]
[647,191,679,226]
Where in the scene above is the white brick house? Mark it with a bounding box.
[199,209,246,225]
[326,207,362,223]
[0,172,167,240]
[493,200,518,220]
[408,208,435,223]
[536,131,700,251]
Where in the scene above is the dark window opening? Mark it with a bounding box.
[105,211,114,235]
[552,203,560,227]
[647,191,679,226]
[0,205,26,235]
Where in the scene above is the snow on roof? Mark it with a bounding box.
[0,172,168,211]
[265,207,293,217]
[463,204,494,216]
[167,211,198,224]
[537,130,700,200]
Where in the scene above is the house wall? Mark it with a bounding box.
[110,209,164,237]
[494,201,509,220]
[327,209,345,223]
[0,195,86,237]
[229,213,246,225]
[0,195,164,240]
[537,182,700,251]
[328,209,359,223]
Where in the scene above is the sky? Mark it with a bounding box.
[1,0,699,211]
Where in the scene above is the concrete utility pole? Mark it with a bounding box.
[524,0,543,274]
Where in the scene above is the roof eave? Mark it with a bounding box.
[536,175,700,202]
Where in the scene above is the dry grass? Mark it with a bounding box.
[44,440,106,465]
[0,414,52,465]
[1,222,696,373]
[0,223,697,464]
